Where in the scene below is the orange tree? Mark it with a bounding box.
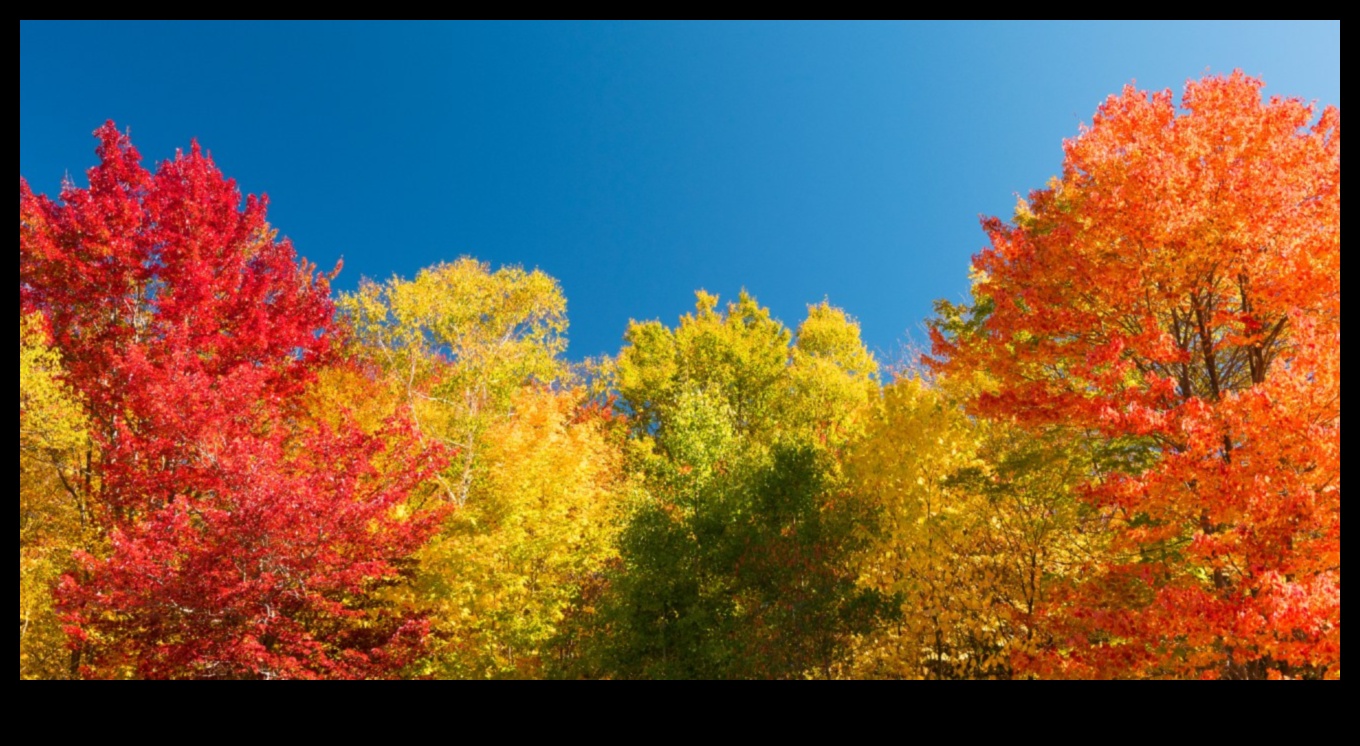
[930,73,1339,678]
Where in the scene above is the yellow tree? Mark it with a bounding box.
[340,258,627,678]
[340,257,567,505]
[845,376,1101,679]
[419,386,628,678]
[20,313,98,678]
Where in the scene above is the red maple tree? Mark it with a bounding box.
[21,122,445,678]
[931,73,1340,678]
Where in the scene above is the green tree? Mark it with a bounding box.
[563,291,889,678]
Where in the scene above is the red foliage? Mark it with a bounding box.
[21,122,445,678]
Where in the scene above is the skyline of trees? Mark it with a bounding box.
[20,73,1340,679]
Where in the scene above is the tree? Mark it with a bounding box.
[571,291,888,678]
[930,73,1340,678]
[339,258,568,505]
[21,122,444,678]
[20,313,96,678]
[418,385,628,678]
[339,260,626,678]
[844,376,1101,679]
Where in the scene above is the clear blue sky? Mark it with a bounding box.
[20,21,1340,363]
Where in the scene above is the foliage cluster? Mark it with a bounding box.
[19,72,1339,678]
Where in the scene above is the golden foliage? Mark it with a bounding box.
[20,314,99,679]
[844,377,1099,678]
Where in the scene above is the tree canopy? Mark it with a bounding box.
[930,72,1340,679]
[18,74,1341,679]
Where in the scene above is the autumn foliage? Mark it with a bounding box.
[19,73,1340,679]
[21,123,444,678]
[930,72,1340,678]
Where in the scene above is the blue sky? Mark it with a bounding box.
[20,21,1340,363]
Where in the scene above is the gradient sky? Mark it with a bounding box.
[20,21,1341,363]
